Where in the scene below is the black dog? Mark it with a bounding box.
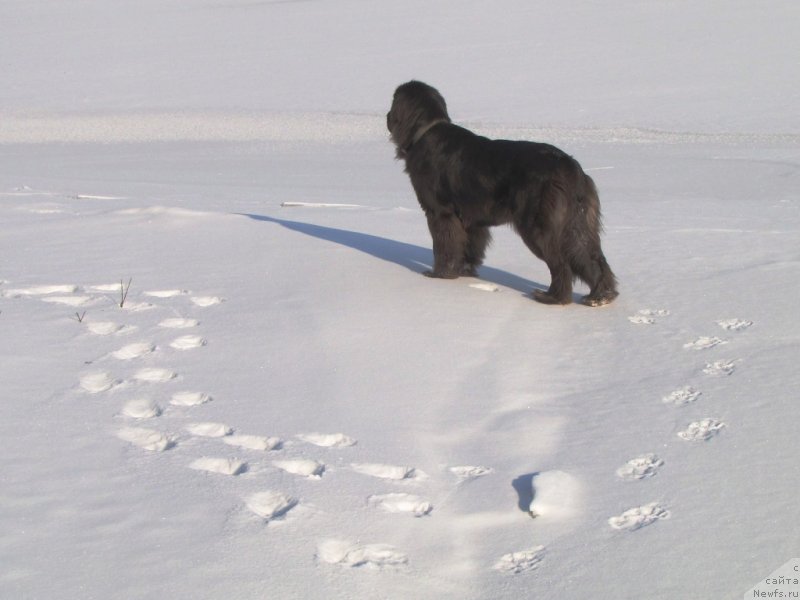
[387,80,618,306]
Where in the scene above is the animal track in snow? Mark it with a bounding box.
[639,308,670,317]
[662,386,702,406]
[296,432,357,448]
[628,308,670,325]
[169,335,206,350]
[86,321,129,336]
[351,463,420,481]
[245,491,298,521]
[133,368,177,383]
[122,398,162,419]
[449,465,493,480]
[703,359,737,376]
[88,283,124,293]
[493,546,546,574]
[273,459,325,479]
[158,317,199,329]
[185,422,233,437]
[609,502,670,531]
[616,454,664,480]
[144,289,187,298]
[677,418,726,442]
[117,427,175,452]
[170,391,212,406]
[224,434,282,451]
[717,318,753,331]
[316,539,408,569]
[3,284,78,297]
[684,336,727,350]
[628,314,655,325]
[190,296,223,307]
[80,372,118,393]
[189,457,247,476]
[112,342,156,360]
[41,295,93,307]
[367,493,432,517]
[122,301,156,312]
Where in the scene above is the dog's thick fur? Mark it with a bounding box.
[387,80,618,306]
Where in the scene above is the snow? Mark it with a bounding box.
[1,1,799,599]
[245,490,298,521]
[528,470,582,520]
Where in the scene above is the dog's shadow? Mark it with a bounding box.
[511,472,538,514]
[243,213,545,296]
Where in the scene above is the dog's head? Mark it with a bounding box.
[387,81,451,158]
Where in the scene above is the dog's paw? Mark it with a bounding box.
[423,270,459,280]
[532,290,570,305]
[582,291,618,307]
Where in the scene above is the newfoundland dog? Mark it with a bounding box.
[387,80,618,306]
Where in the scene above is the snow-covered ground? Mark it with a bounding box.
[1,2,799,599]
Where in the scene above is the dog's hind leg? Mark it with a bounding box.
[517,185,574,305]
[572,174,618,306]
[462,225,491,276]
[425,212,468,278]
[517,224,574,304]
[533,257,574,304]
[579,251,618,306]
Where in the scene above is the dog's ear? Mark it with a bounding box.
[424,84,449,119]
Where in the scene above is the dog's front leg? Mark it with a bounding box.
[462,225,491,276]
[424,212,467,279]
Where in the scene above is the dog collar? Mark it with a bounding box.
[406,119,448,151]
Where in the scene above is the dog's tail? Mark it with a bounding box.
[572,172,618,305]
[581,173,604,235]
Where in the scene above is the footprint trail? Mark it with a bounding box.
[246,491,298,521]
[367,493,433,517]
[616,454,664,480]
[493,546,546,574]
[273,459,325,479]
[717,318,753,331]
[117,427,175,452]
[112,342,156,360]
[662,386,701,406]
[316,539,408,569]
[159,318,200,329]
[170,391,212,406]
[703,360,737,376]
[134,368,177,383]
[122,398,162,419]
[190,457,247,476]
[678,419,726,442]
[296,432,357,448]
[609,503,670,531]
[169,335,206,350]
[80,372,118,394]
[225,435,282,451]
[351,463,420,481]
[186,422,233,438]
